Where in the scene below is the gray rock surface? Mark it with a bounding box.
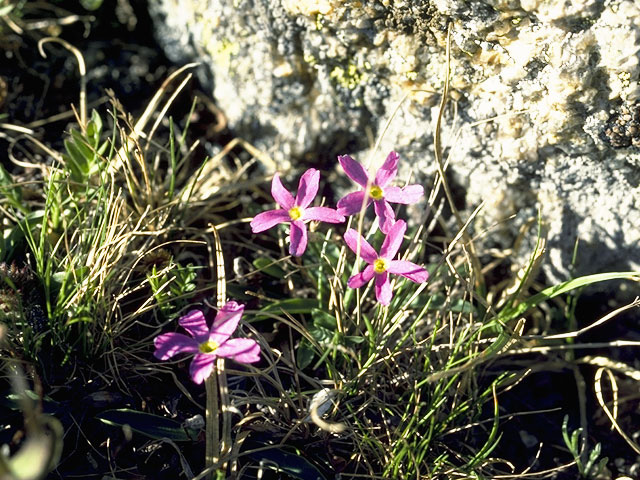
[149,0,640,285]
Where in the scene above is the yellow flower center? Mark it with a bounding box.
[199,340,219,354]
[369,185,384,200]
[373,258,388,274]
[289,206,302,220]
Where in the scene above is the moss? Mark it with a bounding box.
[210,38,240,70]
[303,53,317,66]
[330,62,368,90]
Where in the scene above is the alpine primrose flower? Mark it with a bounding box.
[337,151,424,233]
[250,168,345,256]
[154,301,260,384]
[344,220,429,306]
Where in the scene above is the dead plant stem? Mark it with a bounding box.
[204,373,220,479]
[433,22,485,294]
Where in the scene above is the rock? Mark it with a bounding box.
[148,0,640,285]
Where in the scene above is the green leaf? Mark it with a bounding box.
[309,325,333,344]
[168,264,198,297]
[343,335,365,345]
[226,284,254,301]
[244,442,329,480]
[252,257,286,279]
[63,124,104,182]
[0,163,20,202]
[0,390,61,415]
[259,298,318,315]
[96,409,197,442]
[297,340,316,370]
[70,129,95,158]
[311,309,337,330]
[499,271,640,322]
[97,139,109,156]
[87,110,103,141]
[449,298,476,314]
[63,145,88,182]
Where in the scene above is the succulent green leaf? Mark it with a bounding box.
[252,258,286,279]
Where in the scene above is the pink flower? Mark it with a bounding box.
[154,301,260,384]
[337,151,424,233]
[344,220,429,306]
[250,168,345,256]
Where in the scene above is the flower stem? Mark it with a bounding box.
[204,372,219,480]
[206,222,225,479]
[217,358,231,465]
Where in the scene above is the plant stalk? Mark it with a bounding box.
[204,372,219,480]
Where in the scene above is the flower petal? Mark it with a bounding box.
[302,206,345,223]
[250,210,290,233]
[216,338,261,363]
[189,353,216,384]
[178,309,209,342]
[347,264,375,288]
[375,272,392,305]
[289,220,308,257]
[384,184,424,204]
[380,219,406,259]
[387,260,429,283]
[343,228,378,264]
[295,168,320,208]
[154,332,199,360]
[338,155,369,188]
[210,301,245,345]
[374,151,399,188]
[337,191,371,216]
[271,173,295,209]
[373,199,396,234]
